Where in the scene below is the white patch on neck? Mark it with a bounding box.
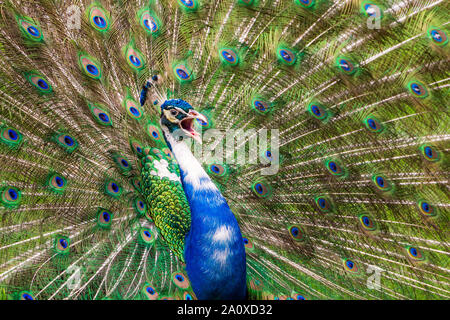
[212,225,234,243]
[161,126,219,192]
[150,158,180,182]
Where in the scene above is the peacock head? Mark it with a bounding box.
[160,99,207,144]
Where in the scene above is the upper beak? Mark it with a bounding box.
[189,111,208,127]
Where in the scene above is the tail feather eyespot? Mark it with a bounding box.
[1,187,22,208]
[18,18,43,42]
[47,173,67,193]
[88,6,110,32]
[172,272,191,290]
[55,236,70,254]
[97,208,113,229]
[1,127,23,147]
[79,55,102,80]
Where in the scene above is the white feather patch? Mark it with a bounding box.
[150,158,180,182]
[212,225,234,243]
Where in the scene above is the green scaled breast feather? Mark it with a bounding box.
[140,147,191,261]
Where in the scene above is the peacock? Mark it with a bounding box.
[0,0,448,301]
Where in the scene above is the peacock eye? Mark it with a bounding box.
[170,109,179,116]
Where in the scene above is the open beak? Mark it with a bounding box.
[179,111,207,144]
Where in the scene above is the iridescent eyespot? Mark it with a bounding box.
[105,180,122,198]
[252,181,272,198]
[172,272,190,289]
[134,198,147,216]
[1,127,23,147]
[361,2,383,18]
[97,208,113,229]
[174,64,192,82]
[337,57,357,75]
[178,0,198,11]
[88,102,112,126]
[372,174,393,192]
[19,291,35,300]
[55,236,70,254]
[55,134,78,153]
[130,140,144,156]
[343,258,359,273]
[364,116,383,133]
[314,195,333,213]
[277,48,297,65]
[18,291,36,300]
[27,26,39,37]
[289,225,305,241]
[184,292,194,300]
[419,144,440,162]
[143,284,159,300]
[252,98,270,114]
[295,0,315,8]
[79,55,102,80]
[219,48,239,66]
[125,46,146,71]
[325,160,345,177]
[307,102,329,121]
[18,18,43,42]
[130,177,142,191]
[94,16,106,28]
[147,124,163,142]
[47,173,67,193]
[208,164,227,177]
[292,293,306,300]
[427,28,448,46]
[139,227,155,246]
[243,236,254,251]
[89,6,110,32]
[125,98,143,120]
[418,200,437,217]
[406,246,425,262]
[113,154,132,173]
[1,186,22,208]
[264,150,273,162]
[407,81,428,98]
[140,10,160,35]
[26,73,52,94]
[358,213,377,232]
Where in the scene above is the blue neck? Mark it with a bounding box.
[163,129,247,300]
